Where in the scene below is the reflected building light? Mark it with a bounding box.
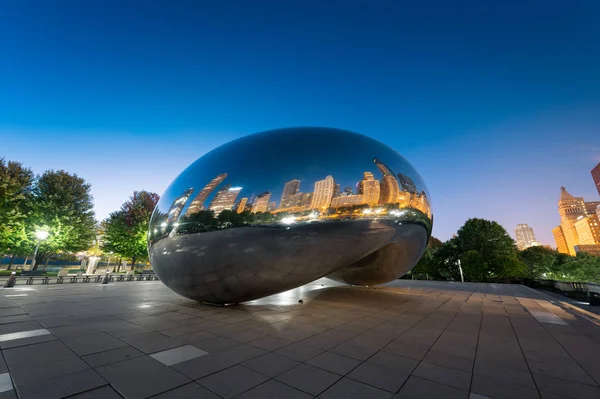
[236,198,248,214]
[281,216,297,225]
[252,192,271,213]
[360,172,381,206]
[185,173,228,217]
[280,180,300,208]
[311,175,335,210]
[363,208,373,215]
[397,173,417,194]
[331,194,364,208]
[209,185,242,214]
[166,187,194,222]
[373,158,401,205]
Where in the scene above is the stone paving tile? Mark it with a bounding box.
[10,357,89,387]
[14,369,107,399]
[320,377,393,398]
[191,336,241,353]
[273,341,323,361]
[62,332,128,356]
[172,344,265,379]
[95,356,190,399]
[81,345,145,367]
[3,341,77,370]
[4,279,600,398]
[307,351,361,375]
[275,363,341,396]
[533,373,600,399]
[422,349,474,372]
[198,365,268,398]
[471,374,540,399]
[412,361,472,391]
[242,352,299,377]
[473,360,536,388]
[236,379,311,399]
[347,361,410,393]
[395,376,469,399]
[151,382,220,398]
[67,385,122,398]
[121,331,183,354]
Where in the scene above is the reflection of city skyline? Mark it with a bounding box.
[163,157,431,222]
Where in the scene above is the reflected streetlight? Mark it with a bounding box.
[31,230,49,270]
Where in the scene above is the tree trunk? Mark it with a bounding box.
[43,257,49,271]
[7,254,15,270]
[131,255,137,271]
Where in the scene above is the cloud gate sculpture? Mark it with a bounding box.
[148,127,432,304]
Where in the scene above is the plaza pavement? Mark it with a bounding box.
[0,278,599,399]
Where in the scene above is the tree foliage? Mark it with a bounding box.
[101,191,159,267]
[31,170,96,268]
[0,159,34,256]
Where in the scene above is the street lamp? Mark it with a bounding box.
[31,230,49,270]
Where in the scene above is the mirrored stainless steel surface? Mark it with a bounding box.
[148,127,432,304]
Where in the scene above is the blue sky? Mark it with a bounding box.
[1,0,599,245]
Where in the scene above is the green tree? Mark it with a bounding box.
[411,236,443,278]
[0,159,35,267]
[453,218,526,281]
[101,191,159,269]
[518,246,558,279]
[30,170,96,269]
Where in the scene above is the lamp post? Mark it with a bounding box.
[30,230,49,270]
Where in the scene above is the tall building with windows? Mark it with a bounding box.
[331,194,364,208]
[585,201,600,216]
[208,185,242,214]
[397,173,417,194]
[252,192,271,213]
[574,214,600,245]
[167,187,194,222]
[236,198,248,214]
[557,187,587,255]
[514,224,539,250]
[311,175,335,210]
[552,226,569,254]
[280,180,300,207]
[373,158,400,204]
[185,173,227,217]
[592,162,600,196]
[360,172,380,205]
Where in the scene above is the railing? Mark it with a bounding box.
[1,273,159,286]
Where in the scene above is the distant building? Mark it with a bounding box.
[397,173,417,194]
[334,184,341,198]
[343,186,353,196]
[280,180,300,207]
[574,214,600,245]
[252,192,271,213]
[557,187,587,256]
[552,226,569,255]
[268,202,277,212]
[236,198,248,214]
[311,175,335,210]
[514,224,539,250]
[592,163,600,196]
[373,158,400,204]
[209,185,242,214]
[167,187,194,222]
[185,173,227,216]
[331,194,364,208]
[586,201,600,216]
[575,244,600,257]
[360,172,380,206]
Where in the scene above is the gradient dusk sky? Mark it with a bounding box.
[2,0,600,246]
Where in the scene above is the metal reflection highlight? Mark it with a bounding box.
[148,127,432,304]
